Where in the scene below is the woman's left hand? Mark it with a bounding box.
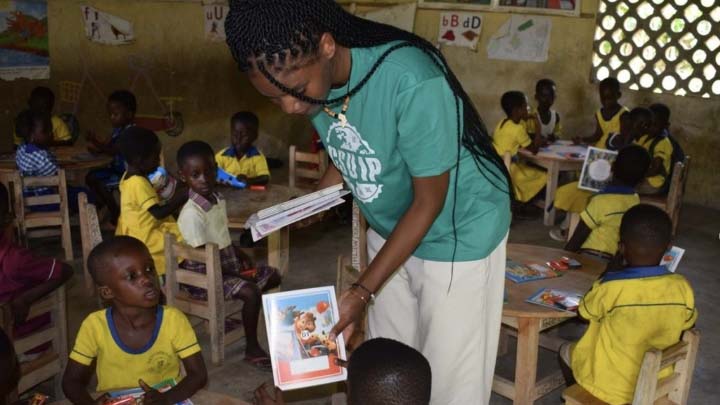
[329,288,367,346]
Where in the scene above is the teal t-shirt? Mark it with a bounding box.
[311,42,511,261]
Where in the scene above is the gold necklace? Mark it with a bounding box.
[323,95,350,127]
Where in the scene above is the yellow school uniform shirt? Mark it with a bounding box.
[13,115,71,145]
[594,107,628,148]
[635,134,673,188]
[579,187,639,255]
[215,146,270,179]
[572,268,696,404]
[554,181,592,214]
[69,306,201,392]
[116,173,181,275]
[493,119,547,203]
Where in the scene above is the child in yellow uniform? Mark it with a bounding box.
[573,77,628,148]
[13,87,72,146]
[565,145,650,259]
[215,112,270,185]
[115,127,186,275]
[63,236,207,403]
[493,91,546,205]
[525,79,562,143]
[635,103,674,195]
[560,205,696,404]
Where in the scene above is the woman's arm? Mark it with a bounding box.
[316,162,343,190]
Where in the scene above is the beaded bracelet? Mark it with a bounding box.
[351,283,375,302]
[349,288,369,305]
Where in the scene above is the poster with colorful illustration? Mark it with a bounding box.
[263,286,347,391]
[204,3,228,42]
[0,0,49,81]
[438,11,483,50]
[80,6,134,45]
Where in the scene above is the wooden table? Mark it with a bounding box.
[493,243,606,404]
[50,389,251,404]
[0,147,113,171]
[221,184,305,279]
[518,141,586,226]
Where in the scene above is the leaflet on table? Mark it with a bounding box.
[249,194,348,241]
[660,246,685,273]
[526,288,583,313]
[257,183,344,219]
[505,260,562,283]
[106,379,193,404]
[263,286,347,391]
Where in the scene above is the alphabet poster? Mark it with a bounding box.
[438,12,483,50]
[0,0,50,81]
[81,6,134,45]
[204,4,228,42]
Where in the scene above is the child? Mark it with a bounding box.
[13,87,72,147]
[175,141,280,367]
[254,337,432,405]
[215,112,270,185]
[62,236,207,404]
[634,103,674,196]
[85,90,137,225]
[526,79,561,143]
[493,91,547,207]
[560,204,697,404]
[115,127,186,276]
[565,144,651,259]
[573,77,628,147]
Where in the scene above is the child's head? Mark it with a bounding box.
[501,91,529,121]
[28,86,55,114]
[627,107,653,139]
[230,112,259,154]
[619,204,672,266]
[88,236,161,307]
[119,126,161,175]
[0,328,20,401]
[598,77,621,110]
[612,145,650,187]
[177,140,217,199]
[534,79,556,110]
[648,103,671,138]
[618,111,632,137]
[107,90,137,129]
[15,109,52,146]
[347,338,431,405]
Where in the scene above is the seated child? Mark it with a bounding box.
[526,78,561,143]
[115,127,186,276]
[13,87,72,147]
[176,141,280,367]
[634,103,674,196]
[62,236,207,404]
[215,112,270,186]
[254,337,432,405]
[565,145,651,259]
[573,77,628,147]
[85,90,137,225]
[14,110,92,212]
[493,91,547,208]
[560,204,697,404]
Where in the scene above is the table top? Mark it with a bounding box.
[503,243,606,319]
[519,140,587,164]
[0,147,112,170]
[221,183,306,225]
[50,389,251,404]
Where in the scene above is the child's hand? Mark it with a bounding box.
[93,393,110,405]
[253,383,285,405]
[139,379,170,405]
[548,134,558,143]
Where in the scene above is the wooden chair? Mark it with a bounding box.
[289,145,327,189]
[503,152,512,171]
[79,192,103,296]
[13,169,73,260]
[163,233,245,366]
[567,212,580,242]
[0,286,68,402]
[640,157,690,235]
[562,329,700,405]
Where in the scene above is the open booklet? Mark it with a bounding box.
[578,147,618,192]
[660,246,685,273]
[246,184,350,241]
[263,286,347,391]
[106,379,192,404]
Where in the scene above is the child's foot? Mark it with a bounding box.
[244,346,272,371]
[549,227,568,242]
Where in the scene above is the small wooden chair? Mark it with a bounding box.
[562,329,700,405]
[163,233,245,366]
[288,145,328,189]
[13,169,73,260]
[0,286,68,402]
[503,152,512,171]
[79,192,103,296]
[640,157,690,235]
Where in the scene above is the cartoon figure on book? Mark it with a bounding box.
[270,298,339,361]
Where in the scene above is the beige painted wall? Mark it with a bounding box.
[0,0,717,207]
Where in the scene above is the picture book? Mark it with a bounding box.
[660,246,685,273]
[505,260,561,283]
[526,288,583,313]
[578,147,618,192]
[263,286,347,391]
[107,379,192,405]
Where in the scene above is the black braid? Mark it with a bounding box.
[225,0,512,197]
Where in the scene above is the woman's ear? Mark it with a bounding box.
[319,32,337,61]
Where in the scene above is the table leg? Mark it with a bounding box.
[514,317,540,404]
[544,163,560,226]
[267,227,290,278]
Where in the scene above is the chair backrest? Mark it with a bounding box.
[503,152,512,171]
[289,145,328,189]
[79,192,103,295]
[14,169,69,225]
[665,156,690,227]
[567,212,580,242]
[632,329,700,405]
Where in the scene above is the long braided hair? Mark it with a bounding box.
[225,0,512,198]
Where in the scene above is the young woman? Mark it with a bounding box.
[225,1,511,403]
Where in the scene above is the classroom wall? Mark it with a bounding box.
[0,0,717,207]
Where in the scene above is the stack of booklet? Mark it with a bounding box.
[246,184,350,242]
